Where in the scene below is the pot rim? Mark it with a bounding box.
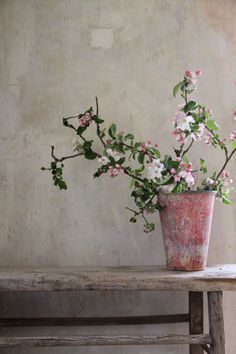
[158,190,217,196]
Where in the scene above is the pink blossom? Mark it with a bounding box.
[106,148,121,161]
[206,177,215,185]
[204,134,212,145]
[184,69,201,91]
[174,174,181,182]
[208,109,213,116]
[185,173,195,186]
[176,157,181,162]
[179,170,195,187]
[191,123,205,141]
[221,170,230,178]
[185,70,191,77]
[195,69,202,77]
[141,140,157,152]
[229,131,236,141]
[190,78,198,86]
[79,113,92,127]
[140,143,146,151]
[177,103,185,111]
[179,160,185,168]
[172,130,187,144]
[170,168,176,174]
[98,156,110,165]
[108,164,124,177]
[173,110,194,132]
[186,163,192,173]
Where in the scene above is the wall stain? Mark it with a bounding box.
[199,0,236,51]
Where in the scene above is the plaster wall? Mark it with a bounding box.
[0,1,236,353]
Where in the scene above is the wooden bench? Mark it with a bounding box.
[0,264,236,353]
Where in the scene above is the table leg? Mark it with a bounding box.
[189,291,204,354]
[207,291,225,354]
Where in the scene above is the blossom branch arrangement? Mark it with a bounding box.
[42,70,236,233]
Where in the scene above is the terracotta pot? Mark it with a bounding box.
[158,191,216,271]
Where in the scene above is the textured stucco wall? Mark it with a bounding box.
[0,0,236,353]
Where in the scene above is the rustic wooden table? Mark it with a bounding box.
[0,264,235,353]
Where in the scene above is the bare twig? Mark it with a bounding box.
[51,146,83,163]
[181,138,194,157]
[96,96,99,116]
[216,148,236,180]
[94,97,106,149]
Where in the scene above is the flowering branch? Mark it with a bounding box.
[42,69,236,230]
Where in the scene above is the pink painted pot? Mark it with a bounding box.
[158,191,216,271]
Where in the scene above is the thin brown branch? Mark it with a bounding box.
[63,115,80,120]
[205,125,228,160]
[181,138,194,157]
[96,96,99,116]
[51,146,83,163]
[123,169,144,183]
[216,148,236,180]
[94,97,106,148]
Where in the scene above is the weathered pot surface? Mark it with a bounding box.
[158,190,216,271]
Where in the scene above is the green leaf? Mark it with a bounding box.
[191,112,200,122]
[206,119,218,131]
[130,217,137,223]
[117,157,125,165]
[83,140,93,150]
[58,180,67,190]
[154,203,165,211]
[134,142,141,149]
[173,80,184,98]
[108,155,116,165]
[77,126,87,135]
[108,123,117,138]
[84,150,97,160]
[135,165,145,173]
[129,178,135,188]
[124,133,134,140]
[232,140,236,149]
[200,158,208,173]
[151,148,161,158]
[182,156,189,166]
[51,162,57,169]
[158,175,174,185]
[117,143,125,153]
[164,155,173,169]
[138,152,145,164]
[145,223,155,232]
[222,194,232,205]
[184,100,197,113]
[93,116,104,124]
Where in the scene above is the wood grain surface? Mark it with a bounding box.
[0,264,235,292]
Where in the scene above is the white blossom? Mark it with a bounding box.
[147,159,164,180]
